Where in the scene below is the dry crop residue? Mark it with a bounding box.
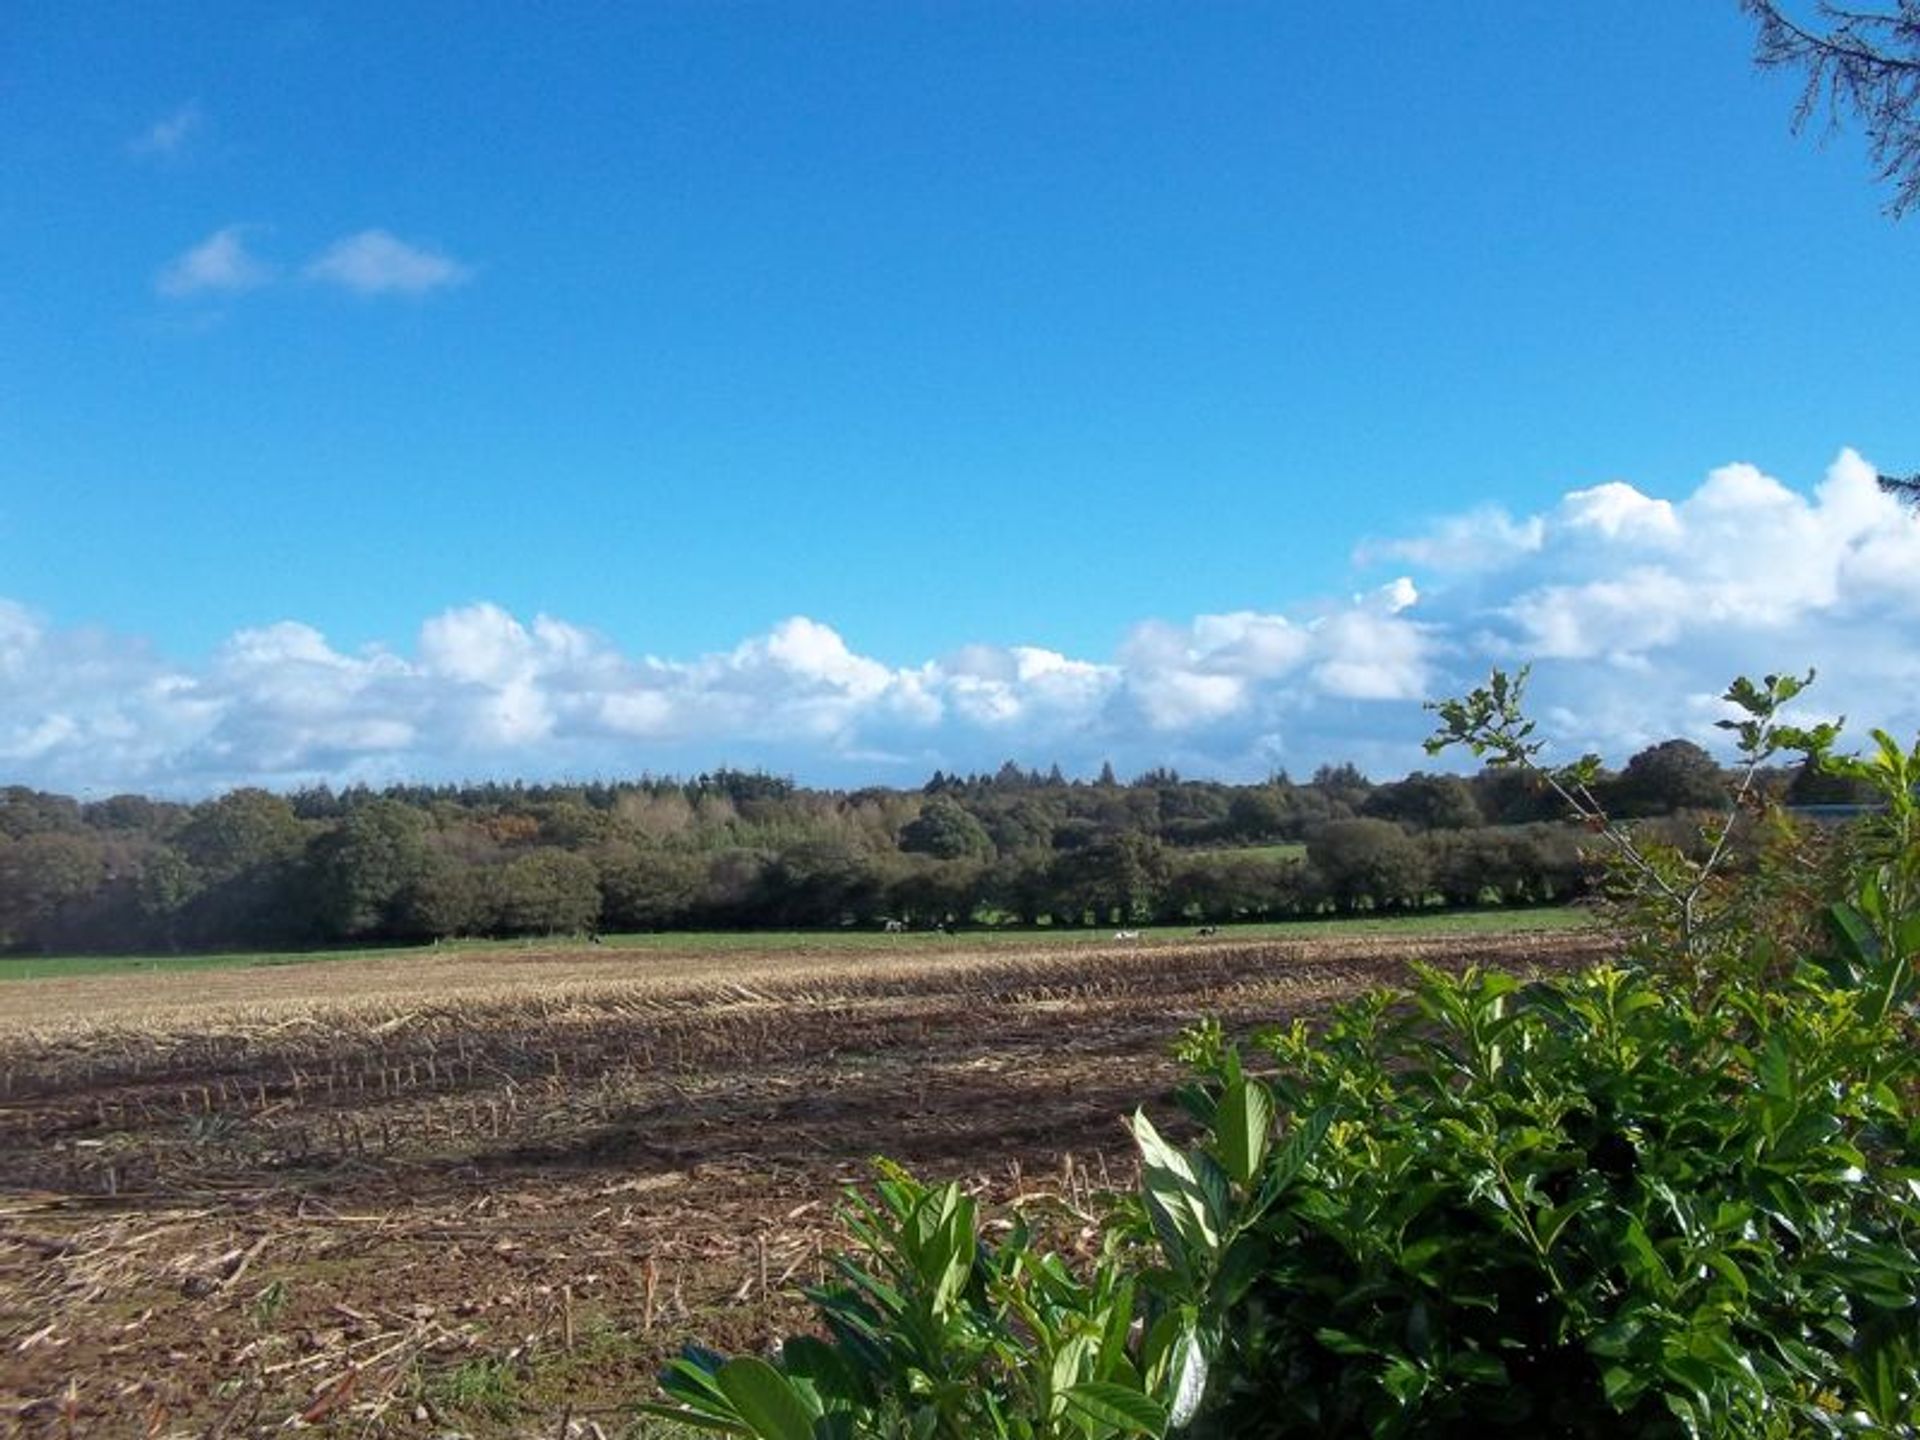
[0,929,1610,1437]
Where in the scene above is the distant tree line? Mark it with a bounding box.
[0,743,1868,954]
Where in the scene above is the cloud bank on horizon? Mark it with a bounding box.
[4,451,1915,797]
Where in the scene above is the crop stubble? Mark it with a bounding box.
[0,928,1609,1436]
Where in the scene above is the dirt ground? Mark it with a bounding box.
[0,928,1611,1438]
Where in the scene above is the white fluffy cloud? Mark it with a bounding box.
[1359,506,1545,572]
[4,451,1917,794]
[1394,448,1920,758]
[156,226,277,297]
[0,587,1427,793]
[1498,452,1920,659]
[303,229,473,295]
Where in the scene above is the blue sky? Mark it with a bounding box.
[3,4,1917,794]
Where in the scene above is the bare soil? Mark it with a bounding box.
[0,929,1612,1438]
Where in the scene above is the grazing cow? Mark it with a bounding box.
[1113,929,1141,941]
[882,918,906,933]
[1196,925,1218,937]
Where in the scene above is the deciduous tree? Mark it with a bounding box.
[1307,818,1429,912]
[898,797,994,861]
[1742,0,1920,215]
[492,849,601,936]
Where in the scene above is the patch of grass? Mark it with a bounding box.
[0,905,1595,981]
[425,1356,522,1422]
[422,1316,704,1437]
[519,1312,657,1404]
[1223,905,1597,939]
[606,908,1598,949]
[1189,841,1310,862]
[249,1279,290,1329]
[0,945,423,981]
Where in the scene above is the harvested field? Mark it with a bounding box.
[0,927,1613,1438]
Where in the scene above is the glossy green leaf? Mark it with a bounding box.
[1061,1381,1170,1436]
[1214,1076,1274,1186]
[714,1357,821,1440]
[1166,1326,1209,1429]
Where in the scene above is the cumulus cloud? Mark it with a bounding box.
[1496,452,1920,659]
[939,645,1118,730]
[1408,448,1920,757]
[1359,506,1545,572]
[1558,482,1682,546]
[1312,609,1431,701]
[208,623,418,769]
[156,225,277,297]
[130,102,203,159]
[304,229,474,295]
[0,587,1423,793]
[2,451,1916,795]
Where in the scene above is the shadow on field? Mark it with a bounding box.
[470,1061,1174,1180]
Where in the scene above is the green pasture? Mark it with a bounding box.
[0,905,1596,982]
[1190,842,1309,862]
